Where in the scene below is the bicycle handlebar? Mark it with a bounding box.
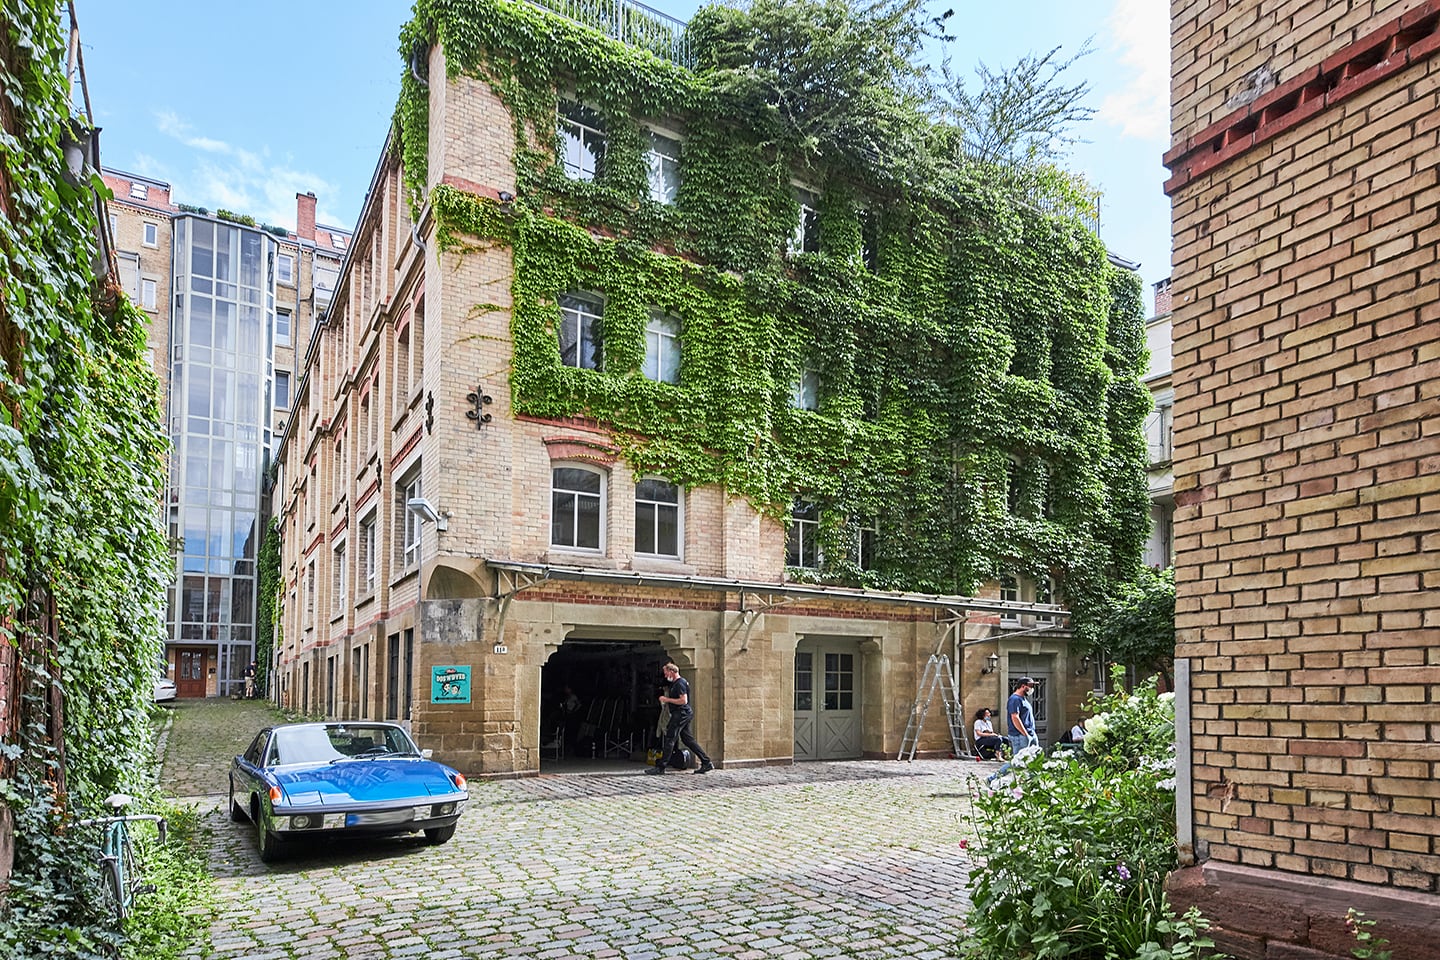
[77,813,169,844]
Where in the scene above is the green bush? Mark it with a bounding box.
[960,670,1219,959]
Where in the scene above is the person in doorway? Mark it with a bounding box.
[1007,677,1038,755]
[973,707,1004,760]
[560,685,584,755]
[645,662,714,775]
[243,660,257,699]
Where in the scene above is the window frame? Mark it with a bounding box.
[360,510,378,596]
[275,307,292,347]
[789,186,820,255]
[645,128,682,204]
[791,364,820,411]
[399,471,423,570]
[274,370,291,410]
[141,277,157,311]
[643,310,681,384]
[128,182,148,201]
[550,464,606,553]
[277,252,295,286]
[142,221,158,247]
[557,100,606,182]
[558,292,603,371]
[785,501,821,570]
[332,537,348,613]
[634,476,682,559]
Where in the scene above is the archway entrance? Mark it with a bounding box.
[540,638,671,771]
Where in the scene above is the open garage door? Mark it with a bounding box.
[540,638,669,770]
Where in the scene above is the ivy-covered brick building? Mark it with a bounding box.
[269,0,1152,775]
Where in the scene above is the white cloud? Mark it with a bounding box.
[151,111,341,231]
[1096,0,1169,142]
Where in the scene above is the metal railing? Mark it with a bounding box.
[525,0,692,68]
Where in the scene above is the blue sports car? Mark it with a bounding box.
[229,721,468,862]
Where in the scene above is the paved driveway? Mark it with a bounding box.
[161,700,983,960]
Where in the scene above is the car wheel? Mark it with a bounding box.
[228,778,247,823]
[255,806,282,863]
[423,824,456,845]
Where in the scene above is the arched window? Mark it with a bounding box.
[552,466,605,551]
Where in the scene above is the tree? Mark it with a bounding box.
[1089,566,1176,687]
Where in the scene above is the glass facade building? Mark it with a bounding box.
[165,215,276,696]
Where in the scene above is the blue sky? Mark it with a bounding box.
[76,0,1170,312]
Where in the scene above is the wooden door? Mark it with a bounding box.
[176,647,207,698]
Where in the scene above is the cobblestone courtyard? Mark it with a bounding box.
[160,700,982,959]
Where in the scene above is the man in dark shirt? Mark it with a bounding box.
[646,661,714,775]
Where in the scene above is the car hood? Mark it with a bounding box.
[272,760,463,806]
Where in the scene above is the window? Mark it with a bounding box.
[274,371,291,409]
[852,518,877,570]
[859,207,878,270]
[646,130,681,203]
[129,182,148,201]
[558,293,602,370]
[331,233,347,250]
[824,652,854,710]
[791,365,819,411]
[399,471,423,569]
[789,187,820,254]
[558,101,605,181]
[643,311,680,384]
[275,307,291,346]
[794,651,813,711]
[1005,459,1020,513]
[1037,577,1057,624]
[141,278,157,311]
[1146,396,1174,465]
[108,214,118,237]
[333,539,347,612]
[786,501,820,569]
[551,466,604,551]
[277,253,295,285]
[635,478,681,557]
[143,221,158,247]
[361,512,377,595]
[1000,575,1019,623]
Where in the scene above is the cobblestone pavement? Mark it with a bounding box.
[160,700,988,960]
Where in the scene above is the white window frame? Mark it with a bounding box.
[142,221,158,247]
[275,307,292,347]
[558,101,606,182]
[643,311,681,384]
[786,501,821,570]
[852,517,878,570]
[551,465,606,553]
[646,128,682,204]
[277,252,295,286]
[789,186,819,255]
[1000,575,1019,623]
[635,477,682,559]
[400,471,423,569]
[129,182,148,201]
[141,277,157,311]
[791,365,820,411]
[558,293,603,370]
[332,538,348,613]
[360,510,378,595]
[274,371,291,409]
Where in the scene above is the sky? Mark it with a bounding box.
[74,0,1171,313]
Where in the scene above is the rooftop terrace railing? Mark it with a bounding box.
[525,0,692,68]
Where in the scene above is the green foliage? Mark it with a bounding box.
[1346,909,1392,960]
[118,802,217,960]
[1085,567,1177,684]
[256,520,281,696]
[962,673,1217,959]
[0,0,170,953]
[393,0,1152,620]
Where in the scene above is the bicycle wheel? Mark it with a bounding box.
[100,856,124,923]
[116,829,140,919]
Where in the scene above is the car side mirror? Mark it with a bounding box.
[421,748,433,759]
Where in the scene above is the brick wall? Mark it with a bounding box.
[1168,0,1440,954]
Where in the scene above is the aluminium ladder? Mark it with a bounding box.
[897,653,968,761]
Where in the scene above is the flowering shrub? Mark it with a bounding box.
[959,668,1219,959]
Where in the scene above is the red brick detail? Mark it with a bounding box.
[295,191,317,242]
[543,436,619,464]
[1163,6,1440,194]
[439,174,506,203]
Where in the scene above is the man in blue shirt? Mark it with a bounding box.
[646,661,714,775]
[1007,677,1038,754]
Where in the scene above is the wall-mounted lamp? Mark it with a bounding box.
[1076,654,1091,677]
[981,652,999,675]
[407,496,447,531]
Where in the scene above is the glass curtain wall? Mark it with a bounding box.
[166,216,274,695]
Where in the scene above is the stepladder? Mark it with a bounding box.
[898,654,970,761]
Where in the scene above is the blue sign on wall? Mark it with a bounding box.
[431,665,471,704]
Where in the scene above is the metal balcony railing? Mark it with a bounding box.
[525,0,692,68]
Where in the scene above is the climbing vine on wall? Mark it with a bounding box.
[1,0,170,953]
[396,0,1152,641]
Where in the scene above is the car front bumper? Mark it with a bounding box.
[271,797,466,836]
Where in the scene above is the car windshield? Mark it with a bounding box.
[269,724,420,765]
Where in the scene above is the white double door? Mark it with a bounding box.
[793,639,861,760]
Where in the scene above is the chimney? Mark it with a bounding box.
[1153,278,1172,317]
[296,191,317,241]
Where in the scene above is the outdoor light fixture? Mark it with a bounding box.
[982,652,999,675]
[406,497,447,530]
[1076,654,1092,676]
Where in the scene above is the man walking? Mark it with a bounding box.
[646,661,714,775]
[1007,677,1038,754]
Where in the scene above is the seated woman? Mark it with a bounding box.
[973,707,1005,760]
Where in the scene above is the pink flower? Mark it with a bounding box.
[958,839,969,850]
[1010,787,1023,800]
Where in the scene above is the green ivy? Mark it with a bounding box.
[1,0,171,953]
[394,0,1151,637]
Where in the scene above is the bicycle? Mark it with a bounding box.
[77,793,168,921]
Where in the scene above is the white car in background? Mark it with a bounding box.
[154,675,177,703]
